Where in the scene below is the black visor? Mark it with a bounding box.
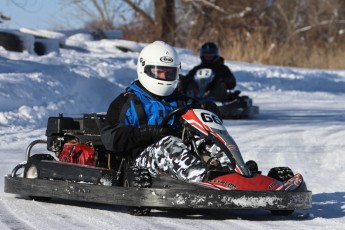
[144,65,178,81]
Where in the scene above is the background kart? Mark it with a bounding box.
[181,69,259,119]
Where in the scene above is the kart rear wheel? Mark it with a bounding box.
[268,167,295,216]
[24,154,55,201]
[124,166,152,216]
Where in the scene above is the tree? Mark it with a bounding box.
[68,0,177,44]
[124,0,176,44]
[62,0,345,68]
[66,0,131,30]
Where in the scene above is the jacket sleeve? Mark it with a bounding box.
[222,65,237,90]
[100,93,151,154]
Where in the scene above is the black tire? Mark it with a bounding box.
[0,32,24,52]
[268,167,295,216]
[124,167,152,216]
[24,154,55,201]
[34,41,46,56]
[267,167,294,182]
[245,160,258,173]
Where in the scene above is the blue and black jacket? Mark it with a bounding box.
[101,80,190,158]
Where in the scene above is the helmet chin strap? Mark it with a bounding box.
[136,80,173,99]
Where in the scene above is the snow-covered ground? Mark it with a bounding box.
[1,32,345,229]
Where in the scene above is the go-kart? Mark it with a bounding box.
[181,68,259,119]
[4,104,310,216]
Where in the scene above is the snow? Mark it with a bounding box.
[19,28,67,44]
[1,31,345,229]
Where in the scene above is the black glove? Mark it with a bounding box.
[139,125,174,142]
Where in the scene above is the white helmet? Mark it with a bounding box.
[137,41,180,96]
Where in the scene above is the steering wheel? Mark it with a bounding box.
[160,103,202,128]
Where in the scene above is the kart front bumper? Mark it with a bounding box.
[4,175,311,210]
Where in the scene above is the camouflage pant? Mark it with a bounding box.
[135,136,206,182]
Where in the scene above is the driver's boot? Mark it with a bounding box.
[206,157,222,171]
[203,157,226,181]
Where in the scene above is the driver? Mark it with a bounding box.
[179,42,237,102]
[101,41,207,182]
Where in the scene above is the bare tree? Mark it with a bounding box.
[68,0,177,44]
[178,0,261,50]
[155,0,176,44]
[66,0,131,30]
[124,0,176,44]
[58,0,345,68]
[177,0,344,53]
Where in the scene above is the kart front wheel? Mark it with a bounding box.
[268,167,295,216]
[124,166,152,216]
[267,167,294,182]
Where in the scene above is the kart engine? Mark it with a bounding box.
[45,114,104,167]
[58,141,97,166]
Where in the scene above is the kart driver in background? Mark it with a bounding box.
[179,42,237,102]
[101,41,209,182]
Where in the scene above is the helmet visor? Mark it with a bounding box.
[144,65,179,81]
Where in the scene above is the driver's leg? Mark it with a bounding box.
[135,136,206,182]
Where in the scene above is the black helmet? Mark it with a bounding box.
[199,42,219,63]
